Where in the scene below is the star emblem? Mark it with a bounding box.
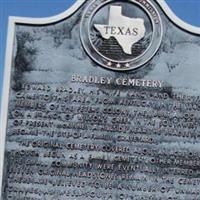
[107,61,112,66]
[125,63,130,68]
[116,63,121,68]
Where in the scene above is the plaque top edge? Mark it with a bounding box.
[6,0,200,35]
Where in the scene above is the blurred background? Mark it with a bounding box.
[0,0,200,104]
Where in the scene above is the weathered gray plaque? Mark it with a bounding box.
[1,0,200,199]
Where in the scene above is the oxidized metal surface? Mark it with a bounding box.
[1,0,200,200]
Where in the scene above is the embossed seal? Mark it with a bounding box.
[80,0,163,71]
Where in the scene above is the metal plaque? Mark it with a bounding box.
[1,0,200,199]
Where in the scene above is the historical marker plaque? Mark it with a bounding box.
[1,0,200,199]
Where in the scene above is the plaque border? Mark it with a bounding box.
[0,0,200,196]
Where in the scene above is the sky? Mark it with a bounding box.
[0,0,200,103]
